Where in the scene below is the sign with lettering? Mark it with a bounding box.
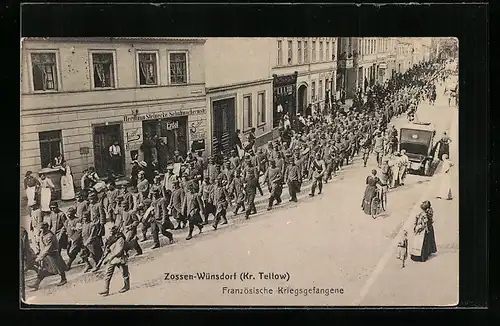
[123,108,206,123]
[79,147,90,155]
[165,120,179,130]
[125,143,141,151]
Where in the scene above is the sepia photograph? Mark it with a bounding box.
[20,36,459,306]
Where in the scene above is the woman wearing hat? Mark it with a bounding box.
[410,200,437,262]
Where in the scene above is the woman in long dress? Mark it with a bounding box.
[361,169,381,215]
[24,171,40,208]
[437,154,454,200]
[60,161,75,201]
[411,200,437,262]
[38,173,55,214]
[437,132,451,160]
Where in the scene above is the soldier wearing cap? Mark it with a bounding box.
[228,168,246,215]
[105,182,120,223]
[138,198,154,242]
[169,180,186,229]
[211,175,231,230]
[309,152,327,197]
[114,199,142,255]
[149,187,174,249]
[48,201,68,255]
[99,225,130,296]
[183,181,205,240]
[243,169,259,220]
[199,176,215,225]
[263,159,283,210]
[229,150,241,170]
[137,171,150,201]
[65,207,83,269]
[88,192,106,242]
[149,175,166,199]
[81,211,103,273]
[28,221,67,291]
[73,191,89,220]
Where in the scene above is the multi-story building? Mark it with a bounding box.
[21,37,207,195]
[396,38,414,74]
[204,38,274,154]
[271,37,338,122]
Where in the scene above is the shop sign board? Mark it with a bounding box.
[123,108,206,123]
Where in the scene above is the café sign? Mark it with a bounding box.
[123,108,206,122]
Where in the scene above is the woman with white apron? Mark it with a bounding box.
[437,154,454,200]
[38,173,55,214]
[60,161,75,201]
[24,171,40,208]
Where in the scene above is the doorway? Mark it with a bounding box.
[212,97,236,155]
[92,123,124,177]
[142,116,188,167]
[297,84,307,115]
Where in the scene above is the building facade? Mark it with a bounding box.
[271,37,338,122]
[21,37,207,193]
[204,38,274,154]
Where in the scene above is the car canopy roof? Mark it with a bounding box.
[400,122,436,133]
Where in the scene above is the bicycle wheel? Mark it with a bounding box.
[382,191,388,211]
[370,197,379,219]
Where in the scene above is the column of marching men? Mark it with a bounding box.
[21,58,451,294]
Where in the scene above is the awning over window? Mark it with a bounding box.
[378,63,388,69]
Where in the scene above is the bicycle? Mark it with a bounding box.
[370,187,387,219]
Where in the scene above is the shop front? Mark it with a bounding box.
[273,72,298,128]
[141,116,188,169]
[92,122,125,177]
[121,107,207,173]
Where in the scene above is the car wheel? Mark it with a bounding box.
[424,160,431,176]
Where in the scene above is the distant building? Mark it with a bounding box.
[21,37,207,193]
[272,38,338,122]
[204,38,274,154]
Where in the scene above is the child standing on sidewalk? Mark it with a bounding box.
[397,230,409,268]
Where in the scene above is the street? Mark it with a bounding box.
[25,84,458,306]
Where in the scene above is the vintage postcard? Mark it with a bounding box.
[20,37,459,306]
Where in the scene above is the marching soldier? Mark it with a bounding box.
[310,152,327,197]
[137,171,150,201]
[284,157,301,202]
[263,160,283,210]
[88,192,106,241]
[65,207,83,270]
[74,191,89,219]
[184,182,205,240]
[200,176,215,224]
[244,170,259,219]
[48,201,68,255]
[212,176,231,229]
[28,222,67,291]
[115,200,143,256]
[228,169,246,215]
[81,211,103,273]
[98,225,130,296]
[169,180,186,230]
[150,188,175,248]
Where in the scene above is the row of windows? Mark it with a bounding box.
[360,38,395,56]
[277,39,336,66]
[243,92,267,130]
[28,50,189,92]
[310,78,331,103]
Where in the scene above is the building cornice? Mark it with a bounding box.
[22,37,207,44]
[206,78,273,93]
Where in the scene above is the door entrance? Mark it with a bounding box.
[212,97,236,155]
[298,85,307,115]
[93,123,124,177]
[142,116,188,168]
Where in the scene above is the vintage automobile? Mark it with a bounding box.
[399,122,437,176]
